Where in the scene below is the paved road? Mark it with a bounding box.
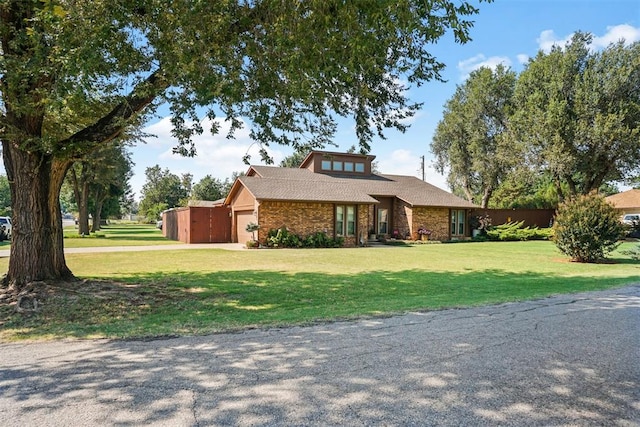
[1,285,639,426]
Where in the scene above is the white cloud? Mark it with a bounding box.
[376,149,449,191]
[516,54,530,64]
[536,29,571,53]
[131,117,286,199]
[457,54,512,80]
[536,24,640,52]
[593,24,640,47]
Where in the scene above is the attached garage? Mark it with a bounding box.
[235,210,256,244]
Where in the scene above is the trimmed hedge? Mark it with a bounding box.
[266,227,344,248]
[485,221,553,241]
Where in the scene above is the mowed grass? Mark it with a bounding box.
[0,223,174,250]
[1,238,639,341]
[62,224,177,247]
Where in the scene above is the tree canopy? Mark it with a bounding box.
[431,65,515,208]
[1,0,489,289]
[191,175,233,202]
[67,142,133,234]
[511,33,640,199]
[139,166,191,222]
[432,32,640,207]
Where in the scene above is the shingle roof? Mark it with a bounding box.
[239,175,379,203]
[606,189,640,209]
[238,166,476,208]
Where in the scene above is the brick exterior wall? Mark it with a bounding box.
[258,201,371,247]
[252,198,462,244]
[357,205,370,246]
[411,207,451,241]
[393,200,412,240]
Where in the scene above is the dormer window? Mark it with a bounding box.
[300,151,375,175]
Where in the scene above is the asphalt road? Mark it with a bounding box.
[1,285,639,426]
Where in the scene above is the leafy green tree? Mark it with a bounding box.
[431,65,516,207]
[0,1,489,289]
[598,182,620,197]
[553,192,625,263]
[191,175,228,201]
[139,166,191,222]
[490,170,563,209]
[279,148,312,168]
[67,143,133,234]
[89,146,134,231]
[511,33,640,200]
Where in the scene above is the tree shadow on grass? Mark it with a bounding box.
[3,268,639,341]
[0,285,638,425]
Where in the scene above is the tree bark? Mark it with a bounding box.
[480,185,493,209]
[2,142,74,290]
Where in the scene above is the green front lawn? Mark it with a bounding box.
[0,224,174,250]
[1,240,639,341]
[62,224,176,247]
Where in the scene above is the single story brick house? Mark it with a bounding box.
[224,151,477,246]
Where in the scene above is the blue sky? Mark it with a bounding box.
[131,0,640,200]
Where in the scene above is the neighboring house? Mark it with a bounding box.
[606,189,640,216]
[224,151,477,246]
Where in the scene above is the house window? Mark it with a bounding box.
[451,209,466,236]
[347,206,355,235]
[355,162,365,172]
[333,161,343,171]
[344,162,354,172]
[336,205,356,236]
[378,208,388,234]
[321,160,331,170]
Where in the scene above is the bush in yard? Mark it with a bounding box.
[267,227,302,248]
[266,227,344,248]
[485,221,553,241]
[553,192,625,263]
[303,231,344,248]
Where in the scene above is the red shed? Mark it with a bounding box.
[163,200,231,243]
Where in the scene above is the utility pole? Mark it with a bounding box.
[419,155,425,181]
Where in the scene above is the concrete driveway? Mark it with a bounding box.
[1,285,638,426]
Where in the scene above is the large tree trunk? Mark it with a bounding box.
[2,143,74,291]
[480,185,493,209]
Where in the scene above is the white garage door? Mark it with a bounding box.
[236,211,256,243]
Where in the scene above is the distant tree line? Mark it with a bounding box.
[137,166,243,223]
[431,33,640,208]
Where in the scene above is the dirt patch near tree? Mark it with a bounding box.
[0,278,194,340]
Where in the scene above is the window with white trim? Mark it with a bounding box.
[451,209,466,236]
[336,205,356,236]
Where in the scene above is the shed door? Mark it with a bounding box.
[235,210,255,243]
